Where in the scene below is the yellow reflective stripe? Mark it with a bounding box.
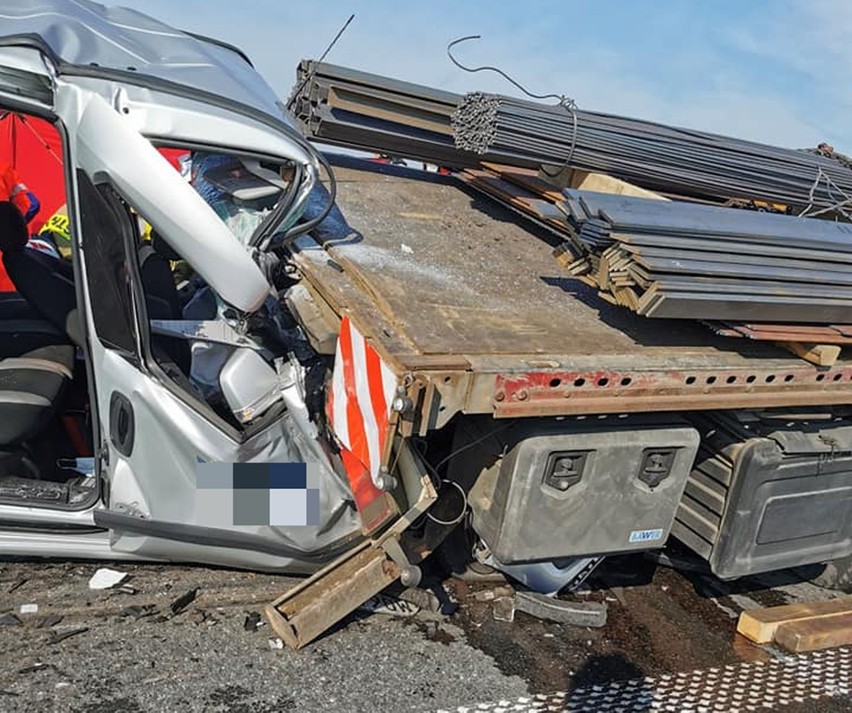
[46,214,70,232]
[40,212,71,244]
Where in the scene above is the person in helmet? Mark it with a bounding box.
[37,204,72,258]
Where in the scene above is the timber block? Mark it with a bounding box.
[779,341,841,367]
[774,611,852,653]
[737,597,852,644]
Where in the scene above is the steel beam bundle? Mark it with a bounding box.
[288,60,482,167]
[291,61,852,214]
[453,93,852,215]
[560,190,852,324]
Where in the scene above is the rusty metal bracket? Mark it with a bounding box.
[493,365,852,417]
[265,441,438,649]
[399,371,474,436]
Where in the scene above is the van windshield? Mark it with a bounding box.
[188,152,299,247]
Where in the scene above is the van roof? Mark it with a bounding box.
[0,0,295,130]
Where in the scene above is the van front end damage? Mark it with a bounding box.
[0,0,434,577]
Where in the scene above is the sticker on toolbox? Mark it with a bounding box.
[629,528,664,543]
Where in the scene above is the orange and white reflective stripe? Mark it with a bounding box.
[329,315,397,486]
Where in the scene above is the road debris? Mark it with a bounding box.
[398,587,442,612]
[36,614,64,629]
[7,577,27,593]
[88,568,129,590]
[492,597,515,623]
[514,591,608,628]
[405,581,460,615]
[169,588,199,615]
[267,637,284,650]
[188,609,209,625]
[244,611,262,632]
[473,586,515,602]
[54,681,76,698]
[19,603,38,615]
[119,604,157,620]
[18,662,60,675]
[359,592,420,618]
[48,626,89,644]
[0,613,21,626]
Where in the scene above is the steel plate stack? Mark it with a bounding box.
[560,190,852,323]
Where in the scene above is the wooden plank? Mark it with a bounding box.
[779,342,842,366]
[774,611,852,653]
[525,164,669,202]
[744,323,844,336]
[570,170,670,201]
[736,597,852,644]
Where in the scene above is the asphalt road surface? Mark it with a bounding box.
[0,552,850,712]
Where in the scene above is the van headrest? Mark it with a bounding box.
[151,230,182,262]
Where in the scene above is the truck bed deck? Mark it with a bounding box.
[291,157,852,426]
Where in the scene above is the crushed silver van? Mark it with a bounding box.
[0,0,418,574]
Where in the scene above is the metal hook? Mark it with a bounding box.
[446,35,565,103]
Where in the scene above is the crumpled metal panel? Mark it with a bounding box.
[0,0,295,128]
[102,350,362,574]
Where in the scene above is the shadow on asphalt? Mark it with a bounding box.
[569,653,652,710]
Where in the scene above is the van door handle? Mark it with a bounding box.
[109,391,135,457]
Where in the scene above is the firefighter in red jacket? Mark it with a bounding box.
[0,160,39,223]
[0,160,41,291]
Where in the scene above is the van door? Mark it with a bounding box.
[65,90,362,573]
[0,51,108,538]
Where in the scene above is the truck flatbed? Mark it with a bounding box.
[291,157,852,430]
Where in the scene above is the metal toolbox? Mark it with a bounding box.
[672,412,852,580]
[465,416,700,564]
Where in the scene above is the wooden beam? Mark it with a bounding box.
[569,170,670,201]
[774,611,852,653]
[737,598,852,644]
[779,341,842,367]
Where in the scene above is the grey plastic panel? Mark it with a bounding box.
[673,412,852,580]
